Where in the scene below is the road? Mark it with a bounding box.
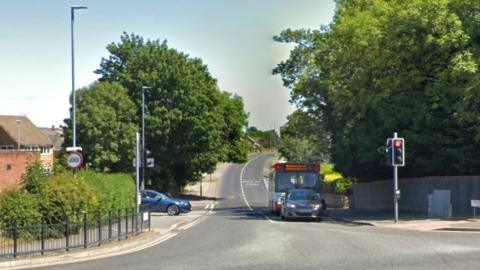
[40,153,480,270]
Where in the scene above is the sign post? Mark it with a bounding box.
[471,200,480,218]
[393,133,399,223]
[136,133,141,213]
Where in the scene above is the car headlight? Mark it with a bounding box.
[314,204,321,210]
[286,203,296,208]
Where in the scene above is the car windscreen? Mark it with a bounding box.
[287,190,316,200]
[274,172,321,192]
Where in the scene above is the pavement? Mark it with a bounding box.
[326,208,480,232]
[0,164,225,270]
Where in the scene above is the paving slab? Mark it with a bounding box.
[327,208,480,232]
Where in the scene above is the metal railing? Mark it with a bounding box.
[0,208,151,258]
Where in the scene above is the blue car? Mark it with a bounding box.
[140,189,192,216]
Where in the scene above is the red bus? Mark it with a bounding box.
[268,162,323,215]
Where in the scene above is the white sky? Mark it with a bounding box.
[0,0,335,130]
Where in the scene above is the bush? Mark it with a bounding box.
[0,189,42,237]
[37,173,100,225]
[323,178,354,195]
[78,171,135,212]
[334,178,354,195]
[21,159,52,194]
[321,163,343,182]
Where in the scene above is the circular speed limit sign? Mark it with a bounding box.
[67,152,83,170]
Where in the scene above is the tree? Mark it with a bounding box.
[246,127,278,149]
[278,110,329,162]
[274,0,480,181]
[94,33,248,193]
[217,92,249,163]
[64,82,137,172]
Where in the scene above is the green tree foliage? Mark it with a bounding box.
[64,82,137,172]
[246,126,279,149]
[93,33,248,193]
[217,93,249,163]
[278,110,329,162]
[274,0,480,181]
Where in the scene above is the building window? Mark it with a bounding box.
[0,145,14,151]
[40,146,51,155]
[6,164,11,170]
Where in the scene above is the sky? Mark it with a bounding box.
[0,0,336,130]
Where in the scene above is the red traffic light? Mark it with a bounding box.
[394,140,402,148]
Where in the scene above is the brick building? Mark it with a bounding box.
[0,115,55,192]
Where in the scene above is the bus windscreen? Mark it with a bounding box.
[274,172,321,192]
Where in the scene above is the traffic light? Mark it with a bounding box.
[385,139,392,166]
[392,138,405,166]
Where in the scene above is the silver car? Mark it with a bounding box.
[280,189,324,221]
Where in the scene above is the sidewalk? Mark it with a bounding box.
[0,164,227,270]
[326,208,480,232]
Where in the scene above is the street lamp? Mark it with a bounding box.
[70,5,87,152]
[141,86,152,189]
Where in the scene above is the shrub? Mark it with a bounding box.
[21,159,51,194]
[323,177,354,195]
[0,189,41,237]
[37,173,100,225]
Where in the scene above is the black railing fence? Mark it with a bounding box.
[0,208,151,258]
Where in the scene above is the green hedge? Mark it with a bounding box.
[0,169,135,234]
[0,189,42,233]
[78,171,135,212]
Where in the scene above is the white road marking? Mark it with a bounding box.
[239,157,262,210]
[263,177,269,190]
[239,154,268,211]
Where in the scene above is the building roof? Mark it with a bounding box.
[247,136,261,148]
[0,115,51,146]
[39,127,64,150]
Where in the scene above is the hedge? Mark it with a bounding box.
[0,169,136,234]
[78,171,135,212]
[0,189,42,236]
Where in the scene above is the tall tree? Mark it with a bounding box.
[278,110,329,163]
[94,33,248,192]
[274,0,480,181]
[64,82,137,172]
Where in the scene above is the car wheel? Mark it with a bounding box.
[167,205,180,216]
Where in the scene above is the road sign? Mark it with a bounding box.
[132,158,155,167]
[147,158,155,168]
[471,200,480,208]
[67,151,83,170]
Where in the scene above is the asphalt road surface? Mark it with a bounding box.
[40,153,480,270]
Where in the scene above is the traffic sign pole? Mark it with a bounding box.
[393,132,399,223]
[136,133,141,213]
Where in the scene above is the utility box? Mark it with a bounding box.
[428,189,452,219]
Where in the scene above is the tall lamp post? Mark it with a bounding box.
[141,86,152,189]
[70,5,87,152]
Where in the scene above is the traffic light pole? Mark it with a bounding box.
[393,132,399,223]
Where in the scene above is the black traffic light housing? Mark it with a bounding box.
[392,138,405,166]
